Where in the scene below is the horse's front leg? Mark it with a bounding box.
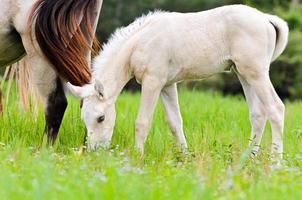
[135,75,164,153]
[29,59,67,145]
[44,78,67,144]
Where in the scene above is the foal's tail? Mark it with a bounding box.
[265,14,289,62]
[29,0,101,86]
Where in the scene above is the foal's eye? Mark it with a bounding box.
[97,115,105,123]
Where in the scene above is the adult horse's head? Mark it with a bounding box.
[67,81,116,150]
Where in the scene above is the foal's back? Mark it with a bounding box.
[131,5,273,83]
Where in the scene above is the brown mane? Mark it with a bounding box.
[29,0,100,86]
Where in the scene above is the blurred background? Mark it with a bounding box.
[94,0,302,100]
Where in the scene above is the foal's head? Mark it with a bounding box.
[67,81,116,150]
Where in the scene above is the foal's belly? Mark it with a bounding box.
[166,57,233,84]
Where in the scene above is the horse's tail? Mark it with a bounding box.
[29,0,100,86]
[265,14,289,62]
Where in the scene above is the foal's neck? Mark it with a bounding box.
[94,55,131,101]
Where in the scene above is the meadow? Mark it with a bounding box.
[0,88,301,200]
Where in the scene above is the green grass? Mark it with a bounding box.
[0,88,301,200]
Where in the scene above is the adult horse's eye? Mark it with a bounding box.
[97,115,105,123]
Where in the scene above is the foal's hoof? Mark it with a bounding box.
[87,141,111,152]
[249,151,258,160]
[269,153,283,169]
[270,158,284,170]
[77,145,87,155]
[270,161,283,170]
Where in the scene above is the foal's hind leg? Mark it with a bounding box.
[237,73,267,157]
[160,84,187,151]
[236,63,285,161]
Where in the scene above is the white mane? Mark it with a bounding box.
[93,10,168,73]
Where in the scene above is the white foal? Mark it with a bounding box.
[68,5,288,161]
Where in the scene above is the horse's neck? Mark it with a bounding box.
[95,0,103,18]
[92,0,103,33]
[2,0,23,18]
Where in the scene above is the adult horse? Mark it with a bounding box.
[68,5,288,163]
[0,0,103,144]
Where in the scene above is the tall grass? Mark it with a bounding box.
[0,89,301,199]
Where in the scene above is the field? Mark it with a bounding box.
[0,89,301,200]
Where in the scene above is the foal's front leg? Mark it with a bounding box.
[135,76,164,153]
[161,84,187,150]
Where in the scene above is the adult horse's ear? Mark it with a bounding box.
[94,80,104,99]
[67,82,93,99]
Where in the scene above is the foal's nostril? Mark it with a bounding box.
[83,128,88,145]
[97,115,105,123]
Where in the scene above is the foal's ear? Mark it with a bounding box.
[67,82,93,99]
[94,80,104,99]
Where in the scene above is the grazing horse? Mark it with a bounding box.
[0,0,103,144]
[68,5,288,161]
